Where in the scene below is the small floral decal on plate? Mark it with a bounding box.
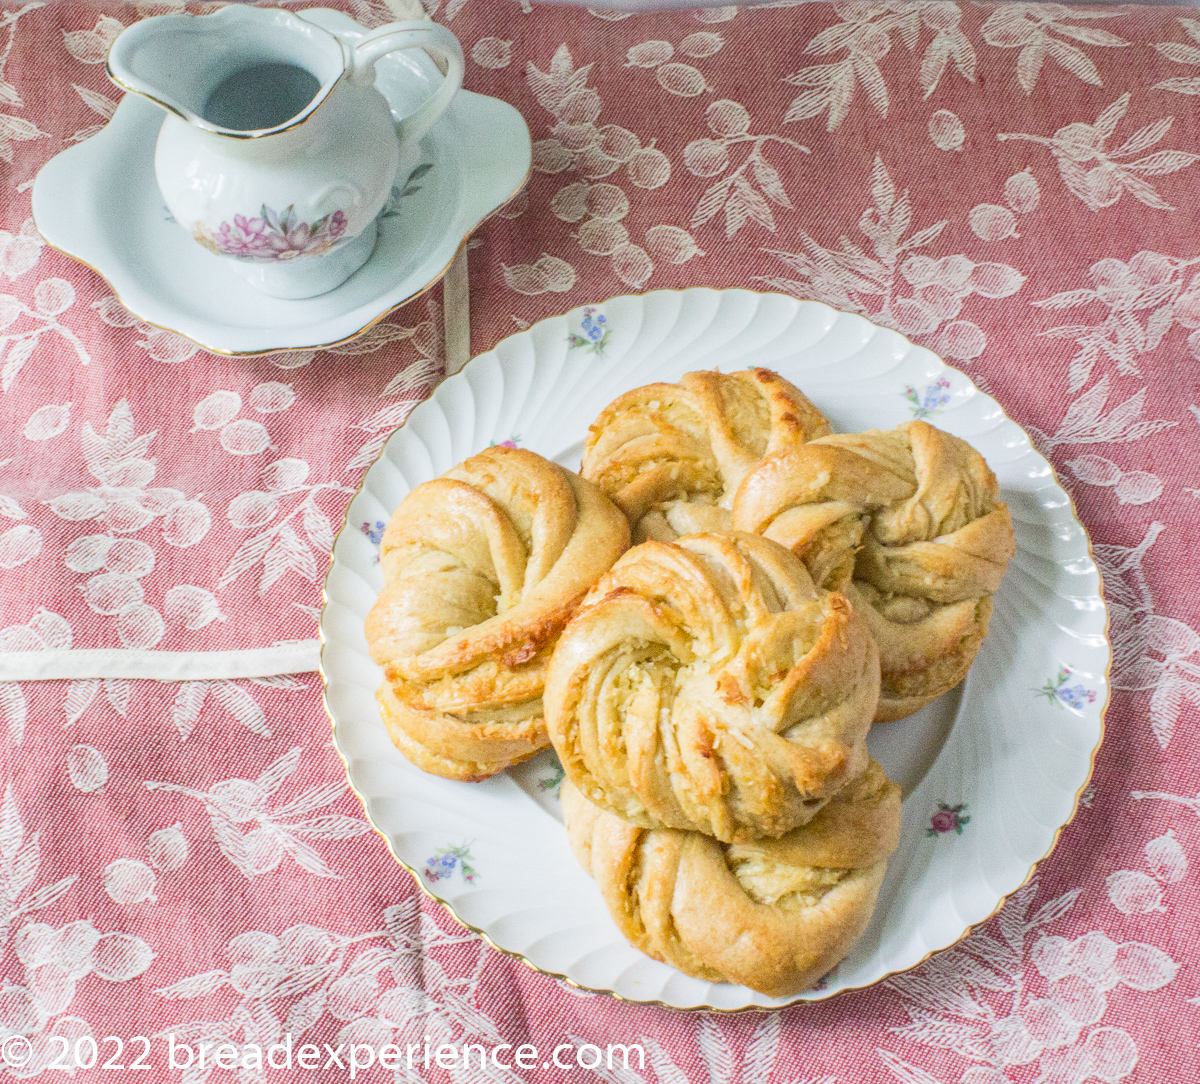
[424,843,477,884]
[490,436,521,449]
[927,802,970,836]
[193,204,348,261]
[537,764,566,796]
[1038,666,1098,711]
[904,376,952,419]
[812,965,838,991]
[361,519,385,563]
[568,307,610,356]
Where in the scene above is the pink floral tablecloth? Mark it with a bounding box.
[1,0,1199,1080]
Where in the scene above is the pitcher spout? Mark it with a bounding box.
[106,6,347,137]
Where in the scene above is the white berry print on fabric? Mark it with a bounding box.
[998,94,1200,213]
[1152,18,1200,97]
[522,43,671,291]
[686,99,809,240]
[1096,523,1200,750]
[760,155,1024,364]
[92,295,197,365]
[784,3,977,134]
[881,880,1177,1084]
[1105,827,1188,917]
[1034,250,1200,391]
[624,31,722,99]
[144,746,371,879]
[0,780,156,1079]
[0,4,49,172]
[192,385,293,459]
[979,4,1129,95]
[152,899,521,1081]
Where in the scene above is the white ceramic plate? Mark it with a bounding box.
[31,8,530,356]
[321,289,1108,1010]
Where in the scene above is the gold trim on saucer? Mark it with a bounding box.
[318,290,1111,1012]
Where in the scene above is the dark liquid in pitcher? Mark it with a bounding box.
[202,62,321,131]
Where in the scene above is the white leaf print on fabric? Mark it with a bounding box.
[570,1013,831,1084]
[61,14,123,65]
[0,277,88,391]
[1026,378,1176,459]
[218,458,352,595]
[999,95,1200,213]
[0,3,43,110]
[0,681,25,743]
[1033,251,1200,391]
[338,304,441,478]
[166,680,272,741]
[759,155,1023,364]
[1093,522,1200,748]
[1151,18,1200,96]
[68,82,117,142]
[883,880,1173,1084]
[784,3,975,133]
[145,747,373,881]
[981,4,1128,94]
[686,99,808,239]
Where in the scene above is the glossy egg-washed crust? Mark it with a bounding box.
[580,368,831,544]
[734,420,1016,722]
[365,446,630,781]
[545,531,880,843]
[563,759,901,997]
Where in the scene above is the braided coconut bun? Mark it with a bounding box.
[580,368,831,544]
[544,531,879,843]
[365,446,630,782]
[562,759,901,996]
[733,420,1016,722]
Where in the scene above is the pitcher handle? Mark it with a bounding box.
[348,21,464,146]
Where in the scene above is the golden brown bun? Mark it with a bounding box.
[562,759,901,996]
[733,420,1016,721]
[580,368,831,544]
[365,446,630,780]
[544,531,879,842]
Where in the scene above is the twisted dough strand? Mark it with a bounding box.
[734,420,1015,721]
[581,369,831,543]
[366,446,630,780]
[563,759,901,996]
[545,532,879,842]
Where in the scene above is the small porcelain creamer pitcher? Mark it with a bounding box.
[107,7,464,299]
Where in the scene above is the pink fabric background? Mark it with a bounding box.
[2,0,1200,1080]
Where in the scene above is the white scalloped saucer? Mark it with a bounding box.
[31,8,530,356]
[321,289,1108,1010]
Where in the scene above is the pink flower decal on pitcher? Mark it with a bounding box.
[193,204,349,261]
